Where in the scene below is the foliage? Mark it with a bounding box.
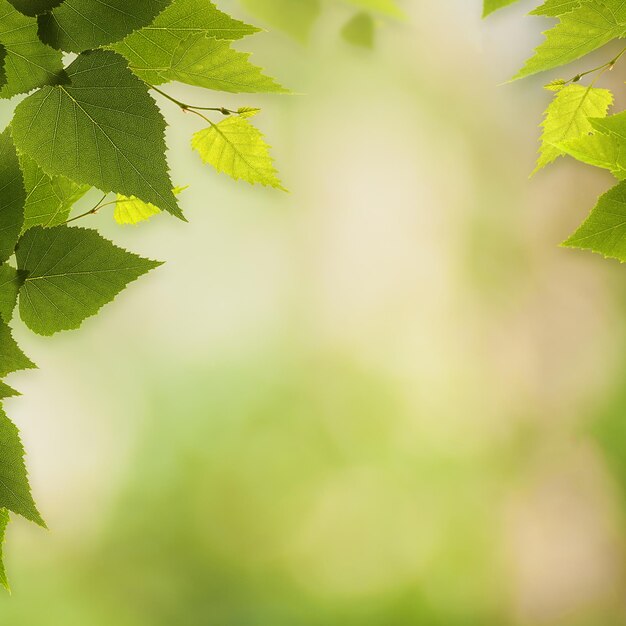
[0,0,286,588]
[485,0,626,262]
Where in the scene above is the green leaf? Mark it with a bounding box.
[114,186,187,226]
[38,0,171,52]
[531,0,582,16]
[111,0,260,81]
[514,1,626,80]
[559,131,626,177]
[0,405,44,526]
[123,31,286,93]
[7,0,63,16]
[0,129,25,264]
[0,320,35,378]
[0,508,9,591]
[563,179,626,261]
[0,0,64,98]
[0,382,19,400]
[483,0,521,16]
[342,13,375,49]
[192,115,285,189]
[0,265,23,322]
[20,154,90,231]
[12,50,183,220]
[16,225,162,335]
[535,84,613,173]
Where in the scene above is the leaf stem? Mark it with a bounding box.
[566,45,626,85]
[65,193,114,224]
[149,85,237,116]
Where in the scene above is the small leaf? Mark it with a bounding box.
[16,225,162,335]
[535,84,613,173]
[0,405,45,527]
[114,186,187,226]
[192,115,285,189]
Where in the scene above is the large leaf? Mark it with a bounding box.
[112,0,260,81]
[514,0,626,80]
[0,0,64,98]
[16,225,162,335]
[38,0,171,52]
[12,50,183,219]
[0,129,25,264]
[120,30,286,93]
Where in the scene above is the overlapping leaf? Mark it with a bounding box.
[112,0,260,81]
[0,129,25,264]
[39,0,171,52]
[118,29,285,93]
[0,265,23,322]
[7,0,64,16]
[0,0,64,98]
[12,50,182,219]
[20,155,90,231]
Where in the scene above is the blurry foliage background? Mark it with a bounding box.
[3,1,626,624]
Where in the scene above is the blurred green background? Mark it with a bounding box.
[5,1,626,624]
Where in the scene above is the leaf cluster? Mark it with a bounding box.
[0,0,287,589]
[486,0,626,262]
